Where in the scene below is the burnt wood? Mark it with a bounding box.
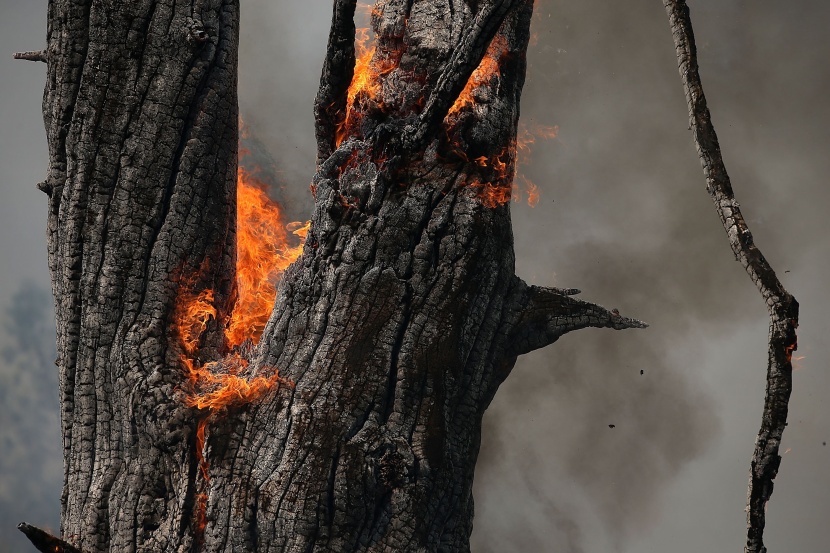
[33,1,644,551]
[663,3,799,552]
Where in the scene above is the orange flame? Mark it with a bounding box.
[226,166,308,346]
[442,32,557,208]
[461,122,557,208]
[173,161,306,414]
[447,34,509,117]
[336,27,400,146]
[173,151,307,410]
[174,144,307,542]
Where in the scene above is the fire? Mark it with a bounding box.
[447,34,509,117]
[459,122,557,208]
[784,336,798,363]
[172,141,308,538]
[792,355,806,371]
[226,166,309,346]
[173,161,306,414]
[336,27,399,146]
[442,30,557,208]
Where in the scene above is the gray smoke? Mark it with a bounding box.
[0,282,61,551]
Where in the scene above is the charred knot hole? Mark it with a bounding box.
[377,449,411,490]
[187,19,209,45]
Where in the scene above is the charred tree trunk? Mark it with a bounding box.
[28,1,643,551]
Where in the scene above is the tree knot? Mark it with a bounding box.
[187,19,210,45]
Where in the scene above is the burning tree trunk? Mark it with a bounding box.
[26,1,644,551]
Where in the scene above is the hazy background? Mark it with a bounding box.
[1,1,827,551]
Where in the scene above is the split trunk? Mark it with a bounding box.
[37,1,640,551]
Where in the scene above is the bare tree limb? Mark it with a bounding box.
[506,281,647,357]
[13,50,47,63]
[663,2,799,552]
[18,522,85,553]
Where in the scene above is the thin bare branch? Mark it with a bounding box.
[13,50,47,63]
[663,2,799,552]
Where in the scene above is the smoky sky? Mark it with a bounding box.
[1,1,828,552]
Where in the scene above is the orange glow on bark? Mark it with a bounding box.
[336,28,399,146]
[447,34,509,117]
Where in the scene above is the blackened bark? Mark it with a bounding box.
[663,3,799,552]
[42,1,239,551]
[34,1,643,551]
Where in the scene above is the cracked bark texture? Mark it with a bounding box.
[39,1,644,551]
[664,3,799,552]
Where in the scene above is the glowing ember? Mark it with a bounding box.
[447,34,509,117]
[792,355,806,370]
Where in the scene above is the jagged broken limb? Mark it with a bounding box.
[313,0,358,164]
[663,2,799,552]
[18,522,85,553]
[505,280,648,358]
[13,50,47,62]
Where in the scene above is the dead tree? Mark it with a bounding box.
[664,2,799,552]
[19,1,645,551]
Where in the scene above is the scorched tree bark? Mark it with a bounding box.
[20,1,645,551]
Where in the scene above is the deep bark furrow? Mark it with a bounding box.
[663,3,799,552]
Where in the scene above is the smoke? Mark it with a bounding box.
[0,282,61,550]
[0,0,827,551]
[473,1,830,552]
[236,0,830,551]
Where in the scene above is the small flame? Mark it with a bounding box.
[785,337,798,363]
[792,355,806,371]
[447,34,509,117]
[442,32,557,208]
[336,27,399,146]
[175,289,217,360]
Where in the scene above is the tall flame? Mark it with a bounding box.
[336,27,400,146]
[173,152,307,415]
[173,143,308,540]
[226,166,309,346]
